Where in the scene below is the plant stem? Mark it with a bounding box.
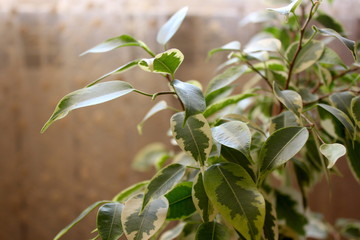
[332,66,360,81]
[245,61,272,89]
[133,89,177,99]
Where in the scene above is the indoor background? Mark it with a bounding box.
[1,0,359,239]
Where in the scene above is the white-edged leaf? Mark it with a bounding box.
[208,41,241,57]
[244,38,281,53]
[273,82,303,117]
[137,101,168,134]
[157,6,188,45]
[320,143,346,168]
[263,199,279,240]
[41,81,134,133]
[270,111,300,134]
[329,91,355,118]
[268,0,303,15]
[170,112,212,165]
[97,202,124,240]
[195,222,230,240]
[159,222,186,240]
[132,143,169,172]
[112,181,149,203]
[122,194,168,240]
[351,96,360,128]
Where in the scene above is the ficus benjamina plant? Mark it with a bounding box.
[42,0,360,239]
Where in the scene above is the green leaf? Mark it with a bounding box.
[208,41,241,57]
[138,49,184,78]
[319,143,346,169]
[157,6,188,45]
[318,104,355,138]
[286,41,325,73]
[263,199,278,240]
[315,27,358,61]
[273,82,303,118]
[159,222,186,240]
[329,91,355,118]
[173,79,206,122]
[137,100,168,135]
[53,200,111,240]
[267,0,303,15]
[351,96,360,128]
[170,112,212,165]
[259,127,309,176]
[336,218,360,239]
[203,93,255,118]
[192,172,216,222]
[87,60,140,87]
[195,222,230,240]
[41,81,134,133]
[97,202,124,240]
[269,111,299,134]
[112,181,149,203]
[122,194,168,240]
[132,143,169,172]
[315,12,345,34]
[205,85,235,106]
[212,121,251,156]
[318,47,345,67]
[165,182,196,220]
[204,162,265,240]
[81,35,152,56]
[142,163,185,210]
[205,65,248,96]
[345,139,360,183]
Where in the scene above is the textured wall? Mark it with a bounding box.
[0,0,359,239]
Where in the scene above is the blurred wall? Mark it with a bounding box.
[0,0,359,239]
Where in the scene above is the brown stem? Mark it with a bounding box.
[245,61,272,89]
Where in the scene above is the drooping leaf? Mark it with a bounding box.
[273,82,303,118]
[204,162,265,240]
[192,172,216,222]
[263,199,278,240]
[159,222,186,240]
[329,91,355,118]
[208,41,241,57]
[269,111,299,134]
[315,27,358,61]
[165,182,196,220]
[53,201,111,240]
[205,65,248,96]
[137,100,168,135]
[195,222,230,240]
[170,112,212,165]
[351,96,360,128]
[138,49,184,78]
[41,81,134,133]
[172,79,206,122]
[259,127,309,176]
[315,12,345,34]
[97,202,124,240]
[205,85,235,106]
[319,143,346,168]
[112,181,149,203]
[142,163,186,210]
[345,138,360,183]
[267,0,303,16]
[122,194,168,240]
[132,143,170,172]
[81,35,153,56]
[212,121,251,156]
[157,6,188,45]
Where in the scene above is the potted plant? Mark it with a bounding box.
[42,0,360,239]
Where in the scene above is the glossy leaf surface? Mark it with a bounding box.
[320,143,346,168]
[195,222,230,240]
[97,202,124,240]
[351,96,360,128]
[263,199,278,240]
[165,182,196,220]
[329,91,355,118]
[273,82,303,117]
[269,111,299,134]
[192,172,215,222]
[112,181,149,203]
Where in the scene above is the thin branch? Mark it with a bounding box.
[332,66,360,81]
[245,61,272,89]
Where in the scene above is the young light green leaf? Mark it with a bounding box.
[53,200,111,240]
[142,163,185,210]
[205,65,248,96]
[138,49,184,78]
[273,82,303,118]
[137,101,168,135]
[112,181,149,203]
[212,121,251,156]
[170,112,212,165]
[204,162,265,240]
[165,182,196,220]
[351,96,360,128]
[263,199,278,240]
[315,27,358,61]
[319,143,346,168]
[81,35,153,56]
[208,41,241,57]
[345,139,360,183]
[41,81,134,133]
[267,0,303,15]
[195,222,230,240]
[132,143,169,172]
[269,111,299,134]
[159,222,186,240]
[157,6,188,45]
[192,172,216,222]
[329,91,355,118]
[259,127,309,175]
[122,194,168,240]
[97,202,124,240]
[173,79,206,122]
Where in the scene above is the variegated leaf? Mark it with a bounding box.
[159,222,186,240]
[244,38,281,53]
[41,81,134,133]
[204,162,265,240]
[142,163,185,210]
[173,79,206,122]
[137,100,168,135]
[345,139,360,183]
[273,82,303,118]
[192,172,216,222]
[165,182,196,220]
[263,199,278,240]
[329,91,355,118]
[268,0,303,15]
[259,127,309,176]
[170,112,212,165]
[195,222,230,240]
[122,194,168,240]
[112,181,149,203]
[269,111,299,134]
[212,121,251,156]
[319,47,345,66]
[97,202,124,240]
[351,96,360,128]
[138,49,184,78]
[320,143,346,168]
[132,143,169,172]
[208,41,241,57]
